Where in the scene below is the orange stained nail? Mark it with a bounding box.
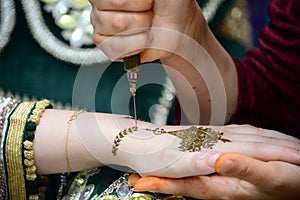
[214,152,241,172]
[214,154,229,171]
[128,173,141,186]
[134,177,169,191]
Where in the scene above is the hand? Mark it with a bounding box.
[89,0,238,125]
[129,153,300,200]
[89,0,205,62]
[104,124,300,178]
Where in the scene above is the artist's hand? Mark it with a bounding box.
[88,0,239,125]
[128,152,300,199]
[89,0,205,62]
[108,124,300,178]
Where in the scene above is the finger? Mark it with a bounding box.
[95,31,151,60]
[132,175,255,199]
[215,140,300,164]
[224,132,300,150]
[215,152,274,185]
[128,173,141,186]
[91,10,153,35]
[135,149,221,178]
[132,176,208,197]
[94,0,154,12]
[223,124,300,143]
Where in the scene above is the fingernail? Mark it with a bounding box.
[131,187,140,192]
[128,180,133,186]
[217,159,234,173]
[208,153,221,169]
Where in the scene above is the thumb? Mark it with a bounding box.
[215,152,271,185]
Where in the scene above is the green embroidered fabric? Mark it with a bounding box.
[0,0,250,199]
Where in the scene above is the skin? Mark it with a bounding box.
[89,0,238,124]
[129,153,300,199]
[35,110,300,179]
[88,0,300,197]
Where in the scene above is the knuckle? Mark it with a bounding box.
[262,135,275,144]
[179,178,196,197]
[112,13,129,33]
[92,33,103,46]
[141,11,153,27]
[231,180,255,199]
[263,163,285,189]
[255,127,265,135]
[110,0,126,8]
[143,0,154,10]
[237,162,252,179]
[243,124,257,131]
[252,142,265,153]
[90,10,96,27]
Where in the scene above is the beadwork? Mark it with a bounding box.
[0,97,20,199]
[5,101,35,200]
[22,99,51,200]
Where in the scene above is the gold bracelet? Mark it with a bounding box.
[66,109,85,174]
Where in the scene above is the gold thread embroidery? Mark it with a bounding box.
[23,99,51,190]
[5,102,35,200]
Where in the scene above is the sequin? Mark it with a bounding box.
[82,184,95,200]
[101,195,119,200]
[116,182,131,198]
[130,193,152,200]
[58,15,78,29]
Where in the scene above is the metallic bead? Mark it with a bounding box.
[101,195,119,200]
[163,195,186,200]
[32,109,42,116]
[130,193,152,200]
[28,115,40,123]
[24,159,35,167]
[58,14,77,29]
[21,0,103,64]
[26,165,37,174]
[41,0,60,3]
[70,0,90,9]
[23,140,33,150]
[24,150,34,159]
[26,173,37,181]
[29,194,39,200]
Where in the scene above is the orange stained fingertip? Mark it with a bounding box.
[132,176,170,191]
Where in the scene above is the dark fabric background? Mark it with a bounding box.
[0,0,249,124]
[0,0,264,198]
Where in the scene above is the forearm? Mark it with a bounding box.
[34,109,104,174]
[34,109,141,174]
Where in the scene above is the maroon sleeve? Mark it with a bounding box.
[229,0,300,138]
